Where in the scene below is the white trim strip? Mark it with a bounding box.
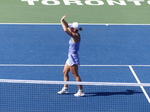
[0,79,150,86]
[129,66,150,103]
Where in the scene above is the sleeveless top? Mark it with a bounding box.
[68,38,80,54]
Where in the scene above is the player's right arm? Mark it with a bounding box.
[60,15,75,37]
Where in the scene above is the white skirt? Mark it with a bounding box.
[66,54,80,66]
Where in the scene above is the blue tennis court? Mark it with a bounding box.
[0,24,150,112]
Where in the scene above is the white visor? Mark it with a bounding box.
[70,22,79,30]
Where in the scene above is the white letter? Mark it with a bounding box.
[21,0,39,5]
[42,0,60,5]
[64,0,83,5]
[107,0,126,5]
[85,0,104,5]
[127,0,144,5]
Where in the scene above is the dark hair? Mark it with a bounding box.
[79,27,83,31]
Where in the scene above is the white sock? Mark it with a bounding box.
[63,87,68,90]
[78,90,83,92]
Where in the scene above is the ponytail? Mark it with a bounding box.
[79,27,83,31]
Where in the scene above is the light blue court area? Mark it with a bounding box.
[0,24,150,112]
[0,24,150,82]
[0,66,137,82]
[0,24,150,65]
[80,66,136,82]
[132,66,150,83]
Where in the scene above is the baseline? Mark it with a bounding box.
[0,64,150,67]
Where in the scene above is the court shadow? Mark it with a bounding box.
[86,90,142,97]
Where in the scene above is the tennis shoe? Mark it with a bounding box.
[74,90,85,97]
[58,88,68,94]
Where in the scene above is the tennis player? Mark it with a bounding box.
[58,14,85,97]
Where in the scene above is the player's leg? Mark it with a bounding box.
[70,64,82,89]
[58,63,70,94]
[63,63,70,87]
[70,65,85,97]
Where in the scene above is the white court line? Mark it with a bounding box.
[81,65,150,67]
[0,23,150,25]
[0,64,64,67]
[0,64,150,67]
[129,66,150,103]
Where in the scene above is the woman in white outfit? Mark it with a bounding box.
[58,15,85,97]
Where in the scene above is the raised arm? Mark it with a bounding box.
[60,15,69,32]
[60,15,75,37]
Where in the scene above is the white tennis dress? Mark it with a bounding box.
[66,38,80,66]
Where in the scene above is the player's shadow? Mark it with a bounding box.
[86,90,142,97]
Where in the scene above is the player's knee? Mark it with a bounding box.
[63,70,68,76]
